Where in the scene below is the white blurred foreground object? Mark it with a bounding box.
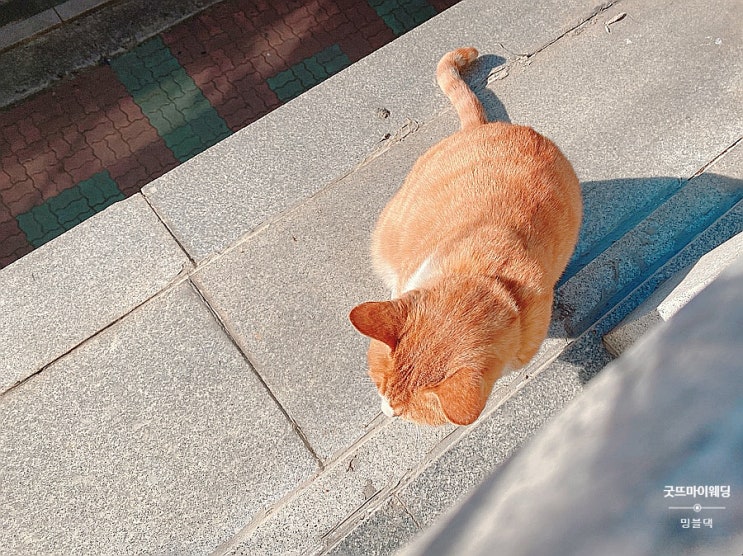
[401,254,743,556]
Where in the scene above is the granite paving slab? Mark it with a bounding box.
[192,113,459,462]
[484,0,742,184]
[0,194,189,392]
[0,281,318,554]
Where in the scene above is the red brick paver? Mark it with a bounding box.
[0,66,177,265]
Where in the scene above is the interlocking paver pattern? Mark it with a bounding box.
[0,64,179,265]
[267,44,351,101]
[0,0,460,268]
[17,171,125,247]
[111,36,232,162]
[368,0,437,36]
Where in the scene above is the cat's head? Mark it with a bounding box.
[349,282,519,426]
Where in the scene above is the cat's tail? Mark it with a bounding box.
[436,47,487,130]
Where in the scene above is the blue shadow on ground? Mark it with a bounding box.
[465,54,512,124]
[554,172,742,361]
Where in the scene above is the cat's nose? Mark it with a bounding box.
[380,396,397,418]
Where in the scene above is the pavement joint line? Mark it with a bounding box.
[394,492,424,530]
[563,177,743,335]
[140,189,196,267]
[691,134,743,178]
[528,0,624,56]
[490,40,528,59]
[314,417,471,554]
[0,263,192,398]
[560,176,687,286]
[555,204,743,376]
[185,276,326,472]
[360,117,421,165]
[318,478,401,554]
[175,116,425,271]
[481,0,623,89]
[210,412,400,556]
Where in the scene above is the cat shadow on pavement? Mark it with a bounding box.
[553,172,743,384]
[465,53,511,124]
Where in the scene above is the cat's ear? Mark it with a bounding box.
[432,367,486,425]
[349,300,405,350]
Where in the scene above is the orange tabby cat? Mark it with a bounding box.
[349,47,582,426]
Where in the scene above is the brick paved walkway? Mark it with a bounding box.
[0,0,461,268]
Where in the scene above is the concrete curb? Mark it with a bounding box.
[0,0,223,108]
[0,0,115,52]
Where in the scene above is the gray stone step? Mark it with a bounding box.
[603,230,743,357]
[556,145,743,338]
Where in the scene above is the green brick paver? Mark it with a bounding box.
[110,36,231,162]
[267,44,351,102]
[367,0,437,35]
[16,171,125,248]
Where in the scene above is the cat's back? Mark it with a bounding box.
[376,121,579,238]
[372,121,581,286]
[409,121,571,194]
